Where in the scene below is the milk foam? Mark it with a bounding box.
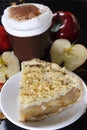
[2,3,53,37]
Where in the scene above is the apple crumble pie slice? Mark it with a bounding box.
[19,59,83,121]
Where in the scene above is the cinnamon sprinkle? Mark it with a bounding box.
[9,5,41,21]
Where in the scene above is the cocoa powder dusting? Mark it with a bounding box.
[9,5,41,21]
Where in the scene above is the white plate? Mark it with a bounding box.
[0,92,1,112]
[0,72,87,130]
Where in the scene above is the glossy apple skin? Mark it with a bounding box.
[51,11,80,42]
[0,25,11,53]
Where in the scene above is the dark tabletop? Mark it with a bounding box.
[0,0,87,130]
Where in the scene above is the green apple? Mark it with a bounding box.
[50,39,71,65]
[0,51,20,88]
[50,39,87,71]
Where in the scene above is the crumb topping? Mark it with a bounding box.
[19,59,82,106]
[9,5,41,21]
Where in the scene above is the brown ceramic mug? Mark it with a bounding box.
[1,3,53,61]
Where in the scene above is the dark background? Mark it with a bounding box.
[0,0,87,130]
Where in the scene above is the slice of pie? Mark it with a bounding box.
[19,59,83,121]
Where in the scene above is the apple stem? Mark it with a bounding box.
[71,38,79,44]
[51,24,61,32]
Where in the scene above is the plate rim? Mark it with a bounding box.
[0,72,87,130]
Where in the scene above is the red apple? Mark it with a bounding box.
[51,11,80,42]
[0,82,4,89]
[0,25,11,53]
